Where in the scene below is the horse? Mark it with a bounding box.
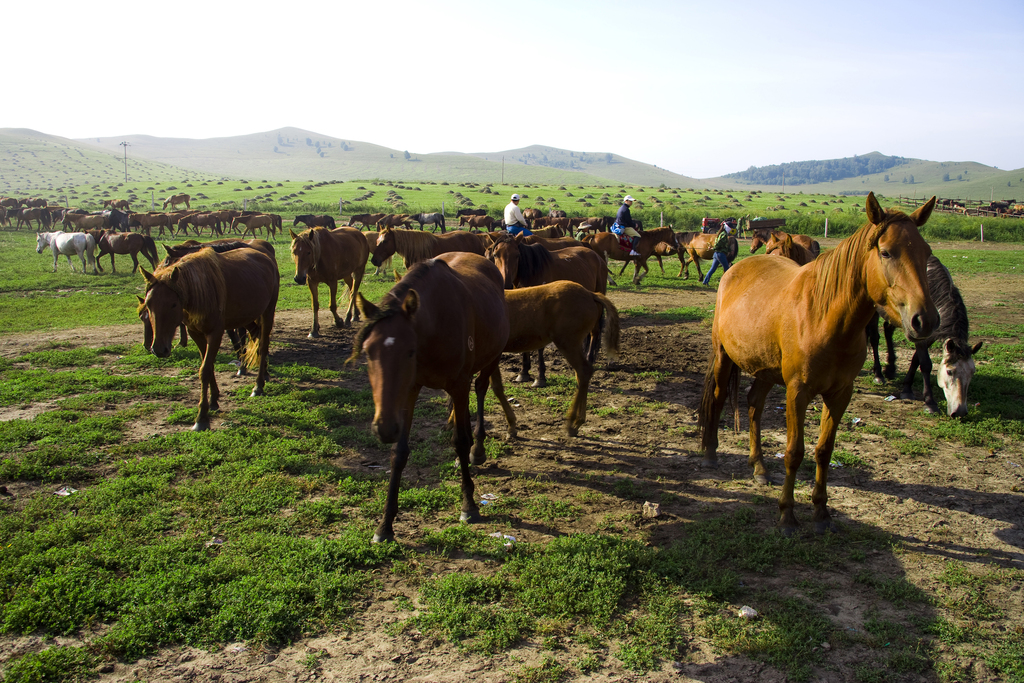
[765,232,818,266]
[867,255,982,417]
[62,212,106,231]
[350,252,509,544]
[129,212,174,236]
[673,231,740,280]
[177,213,223,237]
[93,231,159,274]
[36,231,98,274]
[289,227,369,337]
[102,209,132,232]
[485,232,608,387]
[455,208,487,218]
[751,229,821,258]
[699,193,939,536]
[348,213,386,230]
[14,207,52,231]
[103,199,131,211]
[489,281,620,438]
[162,193,191,210]
[376,214,414,229]
[458,215,495,230]
[580,226,677,285]
[141,247,279,431]
[371,227,486,269]
[231,213,276,239]
[293,214,337,230]
[409,212,446,233]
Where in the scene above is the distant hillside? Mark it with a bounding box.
[724,152,905,185]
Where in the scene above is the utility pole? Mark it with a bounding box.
[501,156,504,185]
[119,142,131,183]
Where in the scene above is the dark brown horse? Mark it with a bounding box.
[350,252,509,543]
[290,227,369,337]
[490,281,620,437]
[581,227,677,284]
[699,193,938,535]
[673,231,739,280]
[95,231,158,274]
[293,214,338,230]
[141,247,279,431]
[371,226,485,269]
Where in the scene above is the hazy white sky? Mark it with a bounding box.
[5,0,1022,178]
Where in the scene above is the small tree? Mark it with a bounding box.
[943,173,950,182]
[884,174,889,182]
[403,150,411,160]
[909,175,915,184]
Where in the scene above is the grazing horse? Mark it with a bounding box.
[293,214,337,230]
[162,193,191,210]
[485,232,608,387]
[455,208,487,218]
[409,212,446,233]
[673,231,740,280]
[751,229,821,258]
[765,232,818,266]
[350,252,509,543]
[867,255,981,416]
[142,247,279,431]
[347,213,386,230]
[95,231,159,274]
[36,231,98,274]
[490,281,620,437]
[177,212,222,237]
[699,193,938,535]
[458,215,495,230]
[103,199,131,211]
[376,214,414,229]
[581,226,677,284]
[231,213,276,239]
[371,227,486,269]
[62,212,106,231]
[289,227,369,337]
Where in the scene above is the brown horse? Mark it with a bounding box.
[95,231,159,273]
[162,194,191,210]
[231,214,276,239]
[673,231,740,280]
[350,252,509,543]
[348,213,386,230]
[699,193,939,535]
[751,229,821,258]
[765,232,818,265]
[371,227,485,269]
[129,212,174,236]
[490,281,620,437]
[289,227,369,337]
[458,215,495,230]
[142,247,279,431]
[580,227,677,284]
[362,231,394,277]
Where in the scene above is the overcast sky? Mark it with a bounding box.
[4,0,1022,178]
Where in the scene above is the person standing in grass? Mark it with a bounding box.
[702,223,734,286]
[504,194,532,236]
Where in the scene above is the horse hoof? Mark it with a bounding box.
[924,403,940,414]
[814,521,838,535]
[754,473,770,485]
[700,457,719,469]
[532,378,547,388]
[372,532,395,544]
[566,426,579,438]
[872,376,884,385]
[900,391,915,400]
[470,451,486,466]
[308,331,320,339]
[191,421,210,432]
[513,374,531,384]
[780,526,798,538]
[250,387,263,398]
[460,510,482,524]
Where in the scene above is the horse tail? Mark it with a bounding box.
[699,344,737,454]
[241,331,262,370]
[142,235,158,267]
[591,292,620,363]
[328,216,337,229]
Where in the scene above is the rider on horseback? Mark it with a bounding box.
[611,196,641,256]
[504,194,532,236]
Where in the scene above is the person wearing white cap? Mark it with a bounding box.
[610,195,641,256]
[701,222,735,286]
[504,194,532,236]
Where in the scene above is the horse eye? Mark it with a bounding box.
[879,250,892,259]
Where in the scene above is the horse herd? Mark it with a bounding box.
[53,192,980,543]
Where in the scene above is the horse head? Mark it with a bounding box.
[371,227,396,267]
[938,339,983,417]
[141,268,184,358]
[289,228,320,285]
[486,234,518,289]
[863,193,938,344]
[353,291,420,444]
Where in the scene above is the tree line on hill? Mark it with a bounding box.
[724,154,905,185]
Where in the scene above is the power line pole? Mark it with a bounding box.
[119,142,131,183]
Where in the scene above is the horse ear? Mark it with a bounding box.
[971,341,983,356]
[289,228,299,240]
[170,267,180,283]
[865,192,885,226]
[355,293,378,320]
[136,295,145,305]
[403,290,419,317]
[487,232,499,244]
[910,196,936,227]
[141,268,158,286]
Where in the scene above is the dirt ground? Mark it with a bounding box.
[1,239,1022,682]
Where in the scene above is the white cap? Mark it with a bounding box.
[510,194,521,201]
[624,195,635,202]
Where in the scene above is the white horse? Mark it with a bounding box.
[36,231,98,274]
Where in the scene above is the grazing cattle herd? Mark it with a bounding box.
[3,189,989,541]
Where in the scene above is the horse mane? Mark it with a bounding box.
[349,259,449,362]
[391,229,439,265]
[152,249,226,329]
[927,255,970,353]
[291,227,324,269]
[809,207,909,315]
[516,242,554,283]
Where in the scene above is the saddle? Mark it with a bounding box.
[617,235,638,253]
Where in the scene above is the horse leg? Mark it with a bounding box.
[374,388,420,543]
[226,328,247,376]
[341,274,357,325]
[900,350,921,401]
[677,251,688,278]
[533,350,547,388]
[882,320,897,380]
[655,254,664,276]
[514,352,533,384]
[563,343,593,438]
[471,360,502,464]
[192,330,224,431]
[488,367,518,440]
[698,345,735,468]
[918,345,939,413]
[809,385,853,534]
[307,281,322,338]
[130,252,141,274]
[251,311,275,397]
[778,382,811,535]
[349,269,364,323]
[450,383,481,524]
[866,313,884,384]
[327,279,345,328]
[617,257,630,276]
[178,324,188,348]
[746,378,774,484]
